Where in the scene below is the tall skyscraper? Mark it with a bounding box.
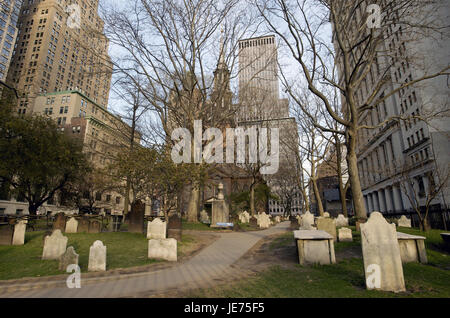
[0,0,22,82]
[237,35,288,122]
[7,0,112,115]
[237,34,302,215]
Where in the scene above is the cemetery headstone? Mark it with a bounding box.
[77,216,90,233]
[301,211,315,228]
[42,230,68,260]
[361,212,405,292]
[239,211,250,223]
[200,210,210,224]
[316,217,337,242]
[167,214,182,241]
[398,215,411,228]
[88,219,101,233]
[88,240,107,272]
[12,220,27,245]
[59,246,79,271]
[52,213,66,232]
[336,214,349,227]
[147,217,167,239]
[65,217,78,233]
[148,238,177,261]
[294,230,336,265]
[257,212,271,229]
[323,212,330,218]
[338,227,353,242]
[210,183,230,227]
[129,201,145,233]
[0,224,14,245]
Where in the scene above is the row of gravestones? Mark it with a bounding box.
[238,211,273,229]
[146,215,182,262]
[42,230,107,272]
[294,212,425,292]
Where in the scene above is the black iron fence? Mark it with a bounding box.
[380,207,450,231]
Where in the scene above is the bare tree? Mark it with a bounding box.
[254,0,450,221]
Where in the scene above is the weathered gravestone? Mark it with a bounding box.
[338,227,353,242]
[65,217,78,233]
[42,230,68,260]
[299,220,316,230]
[59,246,79,271]
[360,212,405,292]
[397,232,427,264]
[129,201,145,233]
[257,212,271,229]
[336,214,349,227]
[301,211,315,228]
[52,213,66,232]
[398,215,411,228]
[167,214,182,241]
[323,212,330,218]
[274,216,281,223]
[0,224,14,245]
[316,217,337,242]
[12,220,27,245]
[239,211,250,224]
[147,218,166,239]
[77,216,90,233]
[148,238,177,261]
[88,219,101,233]
[88,240,107,272]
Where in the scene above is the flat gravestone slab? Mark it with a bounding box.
[361,212,405,292]
[42,230,68,260]
[294,230,335,265]
[397,232,427,264]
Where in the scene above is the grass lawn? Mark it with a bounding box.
[188,227,450,298]
[0,231,196,281]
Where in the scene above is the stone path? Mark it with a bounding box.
[0,222,290,298]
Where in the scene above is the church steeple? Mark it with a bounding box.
[212,26,232,108]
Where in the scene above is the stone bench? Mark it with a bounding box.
[397,232,427,264]
[293,230,336,265]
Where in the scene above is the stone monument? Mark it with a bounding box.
[336,214,349,227]
[338,227,353,242]
[42,230,68,260]
[88,240,107,272]
[148,238,177,261]
[65,217,78,233]
[210,183,230,227]
[316,217,337,242]
[129,200,145,233]
[167,213,182,241]
[59,246,79,271]
[52,213,66,232]
[12,220,27,245]
[147,218,167,239]
[398,215,411,228]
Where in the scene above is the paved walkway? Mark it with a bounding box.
[0,222,290,298]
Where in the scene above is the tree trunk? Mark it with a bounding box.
[421,215,431,232]
[28,203,38,216]
[346,129,367,221]
[339,184,348,217]
[187,183,200,223]
[312,178,324,216]
[250,184,255,216]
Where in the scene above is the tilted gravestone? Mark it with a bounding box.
[147,218,167,239]
[77,216,90,233]
[12,220,27,245]
[257,212,271,229]
[148,238,177,261]
[338,227,353,242]
[42,230,68,260]
[167,214,182,241]
[361,212,405,292]
[65,217,78,233]
[52,213,67,232]
[0,224,14,245]
[316,217,337,242]
[129,201,145,233]
[239,211,250,223]
[59,246,79,271]
[88,219,101,233]
[88,240,107,272]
